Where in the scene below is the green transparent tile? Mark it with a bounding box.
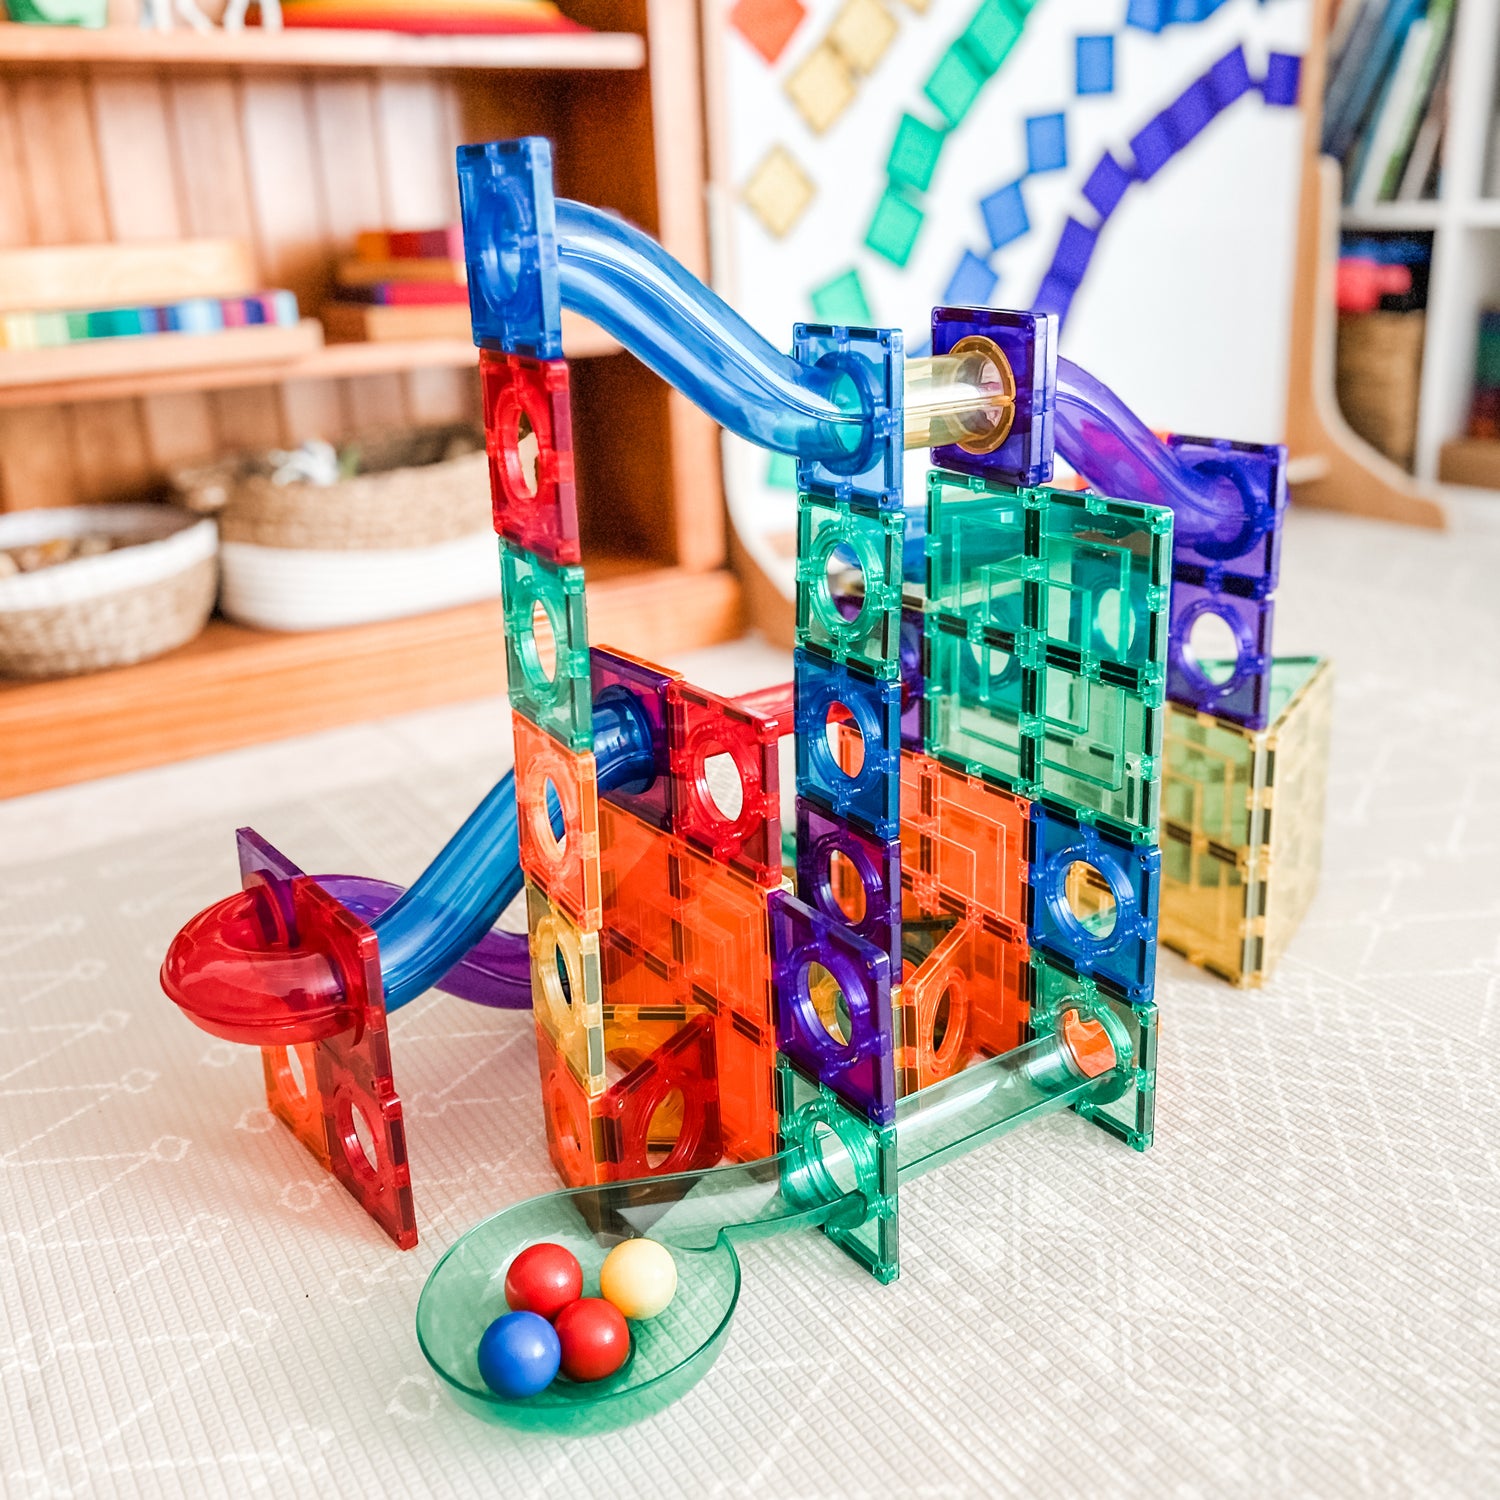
[777,1056,899,1283]
[795,494,904,677]
[961,0,1024,75]
[923,618,1037,795]
[1035,663,1161,838]
[809,267,873,327]
[866,187,924,267]
[499,538,593,752]
[925,469,1036,641]
[1035,487,1172,688]
[887,112,945,192]
[924,42,986,127]
[1030,953,1157,1152]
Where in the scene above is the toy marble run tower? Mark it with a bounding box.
[160,134,1327,1270]
[465,137,1170,1283]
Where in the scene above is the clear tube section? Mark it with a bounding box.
[893,1029,1106,1184]
[903,346,1014,451]
[554,200,864,465]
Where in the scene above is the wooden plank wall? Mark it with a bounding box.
[0,65,476,512]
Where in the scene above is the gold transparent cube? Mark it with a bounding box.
[828,0,898,75]
[785,42,856,135]
[741,145,815,239]
[1159,657,1333,987]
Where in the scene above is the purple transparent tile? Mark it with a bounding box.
[769,889,896,1125]
[795,797,901,971]
[592,645,676,830]
[1166,575,1275,729]
[930,305,1057,488]
[237,827,305,938]
[1166,433,1287,589]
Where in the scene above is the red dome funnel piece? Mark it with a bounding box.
[160,883,357,1047]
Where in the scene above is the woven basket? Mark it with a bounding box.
[0,505,218,679]
[173,427,491,550]
[1336,311,1425,469]
[170,428,498,632]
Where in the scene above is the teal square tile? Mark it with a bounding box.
[499,539,592,752]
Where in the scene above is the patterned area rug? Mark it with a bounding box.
[2,507,1497,1498]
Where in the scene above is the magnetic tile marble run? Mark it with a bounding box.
[159,133,1330,1433]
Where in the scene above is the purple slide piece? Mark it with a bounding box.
[315,875,532,1009]
[1054,357,1264,558]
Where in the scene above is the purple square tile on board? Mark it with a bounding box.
[770,889,896,1125]
[930,304,1057,487]
[1167,433,1288,589]
[1167,576,1275,729]
[1164,77,1217,151]
[1262,52,1302,108]
[1052,218,1099,285]
[1082,152,1133,221]
[1129,115,1174,180]
[1033,272,1078,325]
[1207,44,1253,109]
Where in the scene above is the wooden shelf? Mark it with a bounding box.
[0,21,645,72]
[1341,202,1442,232]
[0,563,743,798]
[0,312,617,409]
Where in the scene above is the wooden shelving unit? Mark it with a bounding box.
[0,312,617,408]
[0,0,735,791]
[0,20,645,70]
[0,562,741,797]
[1325,0,1500,484]
[1286,0,1447,526]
